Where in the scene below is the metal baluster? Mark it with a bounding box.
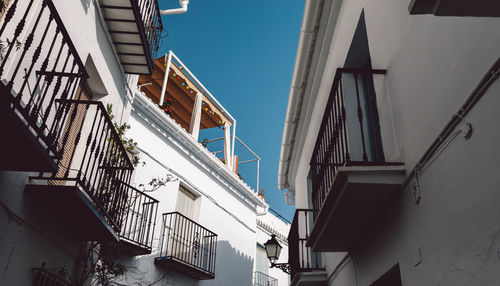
[0,0,35,77]
[0,0,21,37]
[58,102,82,178]
[78,103,99,182]
[353,72,368,161]
[28,24,63,120]
[7,2,44,94]
[339,74,350,164]
[150,201,158,249]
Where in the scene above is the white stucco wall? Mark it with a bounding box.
[114,93,268,285]
[0,0,139,284]
[255,211,291,286]
[53,0,133,123]
[287,0,500,285]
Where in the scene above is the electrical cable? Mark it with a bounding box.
[135,145,257,233]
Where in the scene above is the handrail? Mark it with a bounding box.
[309,68,397,220]
[35,99,135,231]
[55,99,135,169]
[254,271,278,286]
[288,209,324,281]
[158,212,218,276]
[115,180,159,250]
[0,0,88,158]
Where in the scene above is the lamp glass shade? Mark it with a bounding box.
[264,235,282,262]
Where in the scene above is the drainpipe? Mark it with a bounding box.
[160,0,190,15]
[278,0,324,191]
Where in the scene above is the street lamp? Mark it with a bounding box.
[264,234,291,274]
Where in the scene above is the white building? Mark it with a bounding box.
[255,209,291,286]
[278,0,500,286]
[0,0,170,285]
[104,50,292,286]
[0,0,290,285]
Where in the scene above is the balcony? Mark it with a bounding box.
[288,209,325,286]
[0,0,87,172]
[25,100,135,241]
[254,271,278,286]
[32,263,72,286]
[409,0,500,17]
[155,212,217,280]
[307,68,405,252]
[111,181,159,255]
[99,0,163,74]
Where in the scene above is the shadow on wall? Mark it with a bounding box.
[200,240,254,286]
[80,0,91,14]
[111,240,253,286]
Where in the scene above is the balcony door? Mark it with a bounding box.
[51,84,91,184]
[176,185,196,220]
[343,11,384,163]
[166,185,198,261]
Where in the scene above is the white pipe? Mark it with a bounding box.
[231,122,236,171]
[256,159,260,194]
[160,0,189,15]
[278,0,325,191]
[159,51,173,106]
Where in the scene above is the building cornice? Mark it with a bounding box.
[278,0,343,193]
[132,91,268,210]
[257,219,288,246]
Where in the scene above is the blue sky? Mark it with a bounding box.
[158,1,304,221]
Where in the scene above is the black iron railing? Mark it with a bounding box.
[310,68,398,219]
[34,99,134,232]
[254,271,278,286]
[117,181,159,251]
[33,263,72,286]
[288,209,324,281]
[0,0,87,158]
[158,212,218,276]
[134,0,163,61]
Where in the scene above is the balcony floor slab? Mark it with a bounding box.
[308,165,405,252]
[0,88,57,172]
[25,182,119,242]
[155,256,215,280]
[291,271,328,286]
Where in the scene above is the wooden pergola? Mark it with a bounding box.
[138,56,231,133]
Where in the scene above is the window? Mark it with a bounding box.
[343,11,384,163]
[176,184,197,220]
[255,244,269,275]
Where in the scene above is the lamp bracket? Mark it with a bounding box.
[271,262,291,274]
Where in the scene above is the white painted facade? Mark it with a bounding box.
[0,0,148,284]
[279,0,500,285]
[0,1,283,285]
[113,89,269,285]
[255,211,291,286]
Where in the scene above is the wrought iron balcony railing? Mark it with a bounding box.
[115,181,159,255]
[310,68,402,220]
[254,271,278,286]
[136,0,162,60]
[33,263,72,286]
[0,0,87,171]
[156,212,218,280]
[288,209,324,281]
[28,99,134,238]
[100,0,163,74]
